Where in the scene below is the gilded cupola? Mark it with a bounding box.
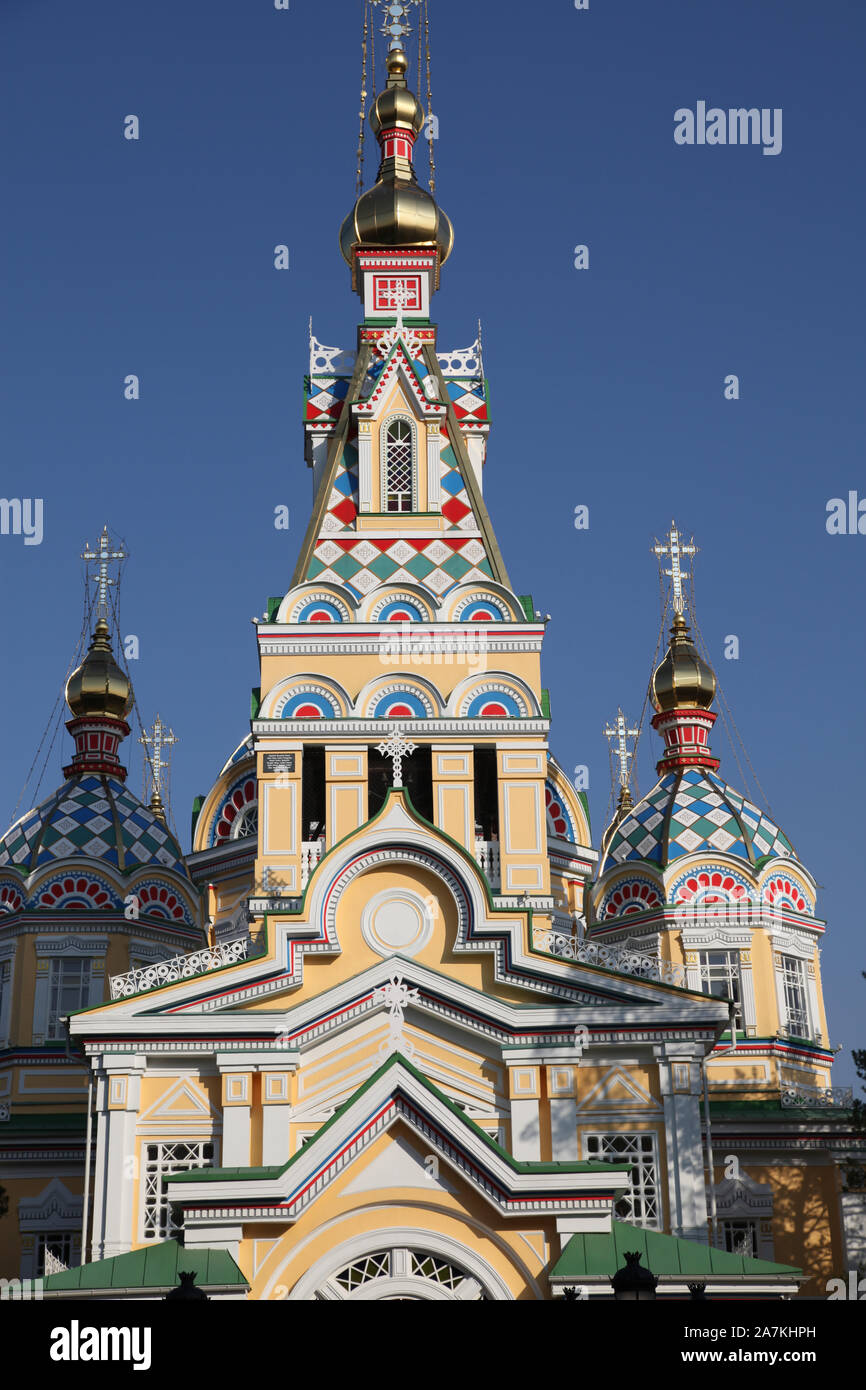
[651,612,717,714]
[339,46,454,267]
[65,617,133,722]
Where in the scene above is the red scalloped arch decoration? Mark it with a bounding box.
[216,778,257,844]
[38,876,112,910]
[603,881,663,917]
[763,875,808,914]
[674,870,748,904]
[0,884,24,913]
[136,883,187,921]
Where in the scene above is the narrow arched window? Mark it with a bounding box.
[383,419,414,512]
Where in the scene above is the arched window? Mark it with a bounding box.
[383,419,415,513]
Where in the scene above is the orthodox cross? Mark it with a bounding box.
[652,520,696,617]
[373,973,420,1057]
[377,728,416,786]
[604,708,639,791]
[374,1,422,48]
[81,526,127,624]
[140,714,178,804]
[388,278,411,334]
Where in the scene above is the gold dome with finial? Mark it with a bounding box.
[651,612,716,713]
[65,618,133,721]
[340,46,454,267]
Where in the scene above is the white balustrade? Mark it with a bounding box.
[781,1083,853,1109]
[109,938,250,999]
[301,840,324,886]
[474,840,501,891]
[534,929,685,988]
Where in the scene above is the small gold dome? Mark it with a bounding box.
[370,56,424,138]
[651,613,716,713]
[340,46,453,267]
[66,619,133,720]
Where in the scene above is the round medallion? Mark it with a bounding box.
[361,889,434,958]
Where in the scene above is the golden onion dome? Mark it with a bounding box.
[370,50,424,137]
[651,613,716,713]
[339,48,454,267]
[65,618,133,720]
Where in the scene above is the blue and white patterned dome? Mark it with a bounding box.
[0,774,190,878]
[600,767,796,874]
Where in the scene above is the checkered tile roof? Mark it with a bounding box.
[0,775,190,878]
[599,767,796,874]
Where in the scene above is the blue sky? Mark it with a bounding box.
[1,0,863,1084]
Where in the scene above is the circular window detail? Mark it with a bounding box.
[361,888,435,958]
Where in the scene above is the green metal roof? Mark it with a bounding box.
[709,1100,853,1120]
[0,1112,88,1135]
[551,1221,801,1280]
[42,1239,248,1295]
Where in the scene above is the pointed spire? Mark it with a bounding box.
[64,531,133,780]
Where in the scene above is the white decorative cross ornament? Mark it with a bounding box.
[140,714,178,802]
[377,728,416,786]
[388,279,411,334]
[653,520,697,617]
[375,278,424,359]
[604,708,639,790]
[373,973,420,1057]
[374,1,422,48]
[81,525,127,624]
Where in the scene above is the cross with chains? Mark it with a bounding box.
[652,520,696,617]
[374,1,422,47]
[140,714,178,798]
[377,728,416,786]
[81,526,127,624]
[604,708,639,790]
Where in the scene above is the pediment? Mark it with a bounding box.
[138,1077,217,1125]
[165,1055,628,1225]
[577,1067,662,1113]
[343,1131,458,1196]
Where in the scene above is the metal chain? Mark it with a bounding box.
[356,0,370,194]
[10,607,89,821]
[424,0,435,191]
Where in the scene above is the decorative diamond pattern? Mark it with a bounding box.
[303,426,492,594]
[602,767,796,873]
[0,775,189,877]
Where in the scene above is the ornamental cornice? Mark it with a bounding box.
[0,917,198,947]
[257,637,544,655]
[0,1146,87,1163]
[252,718,550,737]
